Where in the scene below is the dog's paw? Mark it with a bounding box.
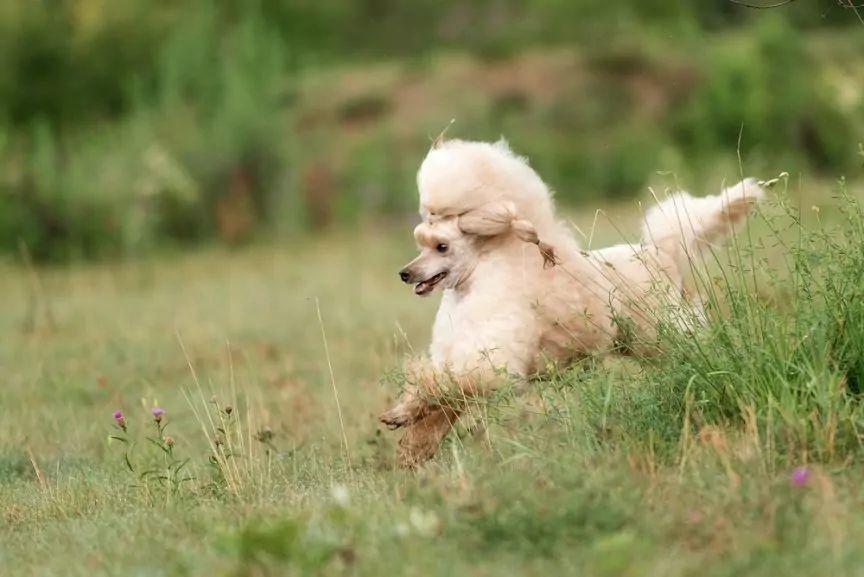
[395,407,457,467]
[379,403,423,430]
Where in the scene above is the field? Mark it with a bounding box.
[4,177,864,577]
[3,2,864,575]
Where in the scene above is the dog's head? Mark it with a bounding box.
[399,217,471,296]
[399,201,557,297]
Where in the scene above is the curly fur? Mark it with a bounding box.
[382,138,764,466]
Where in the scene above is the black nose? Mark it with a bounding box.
[399,270,411,283]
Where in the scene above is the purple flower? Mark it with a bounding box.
[113,409,127,431]
[152,407,165,422]
[790,466,810,487]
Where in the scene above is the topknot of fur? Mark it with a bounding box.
[417,138,559,266]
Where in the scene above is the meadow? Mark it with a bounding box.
[4,2,864,575]
[4,175,864,576]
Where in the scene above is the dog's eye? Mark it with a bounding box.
[436,243,448,254]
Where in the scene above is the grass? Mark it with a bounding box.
[4,178,864,576]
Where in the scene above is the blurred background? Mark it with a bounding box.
[0,0,862,262]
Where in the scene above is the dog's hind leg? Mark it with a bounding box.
[397,404,460,467]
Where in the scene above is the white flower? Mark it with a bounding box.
[409,508,440,537]
[330,484,350,506]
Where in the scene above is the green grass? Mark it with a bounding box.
[4,180,864,576]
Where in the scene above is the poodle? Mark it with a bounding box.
[380,138,763,466]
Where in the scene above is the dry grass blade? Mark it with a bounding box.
[315,297,352,470]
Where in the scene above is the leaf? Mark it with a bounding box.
[124,452,135,473]
[172,458,192,473]
[145,436,170,454]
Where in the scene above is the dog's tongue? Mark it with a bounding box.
[414,272,447,296]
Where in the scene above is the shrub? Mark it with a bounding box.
[0,2,295,259]
[673,16,859,174]
[0,3,861,260]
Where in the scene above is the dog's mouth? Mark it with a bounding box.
[414,271,448,296]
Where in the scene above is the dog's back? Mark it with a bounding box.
[578,178,765,352]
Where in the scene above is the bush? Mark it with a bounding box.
[673,16,859,174]
[0,2,861,260]
[0,1,169,128]
[0,2,295,259]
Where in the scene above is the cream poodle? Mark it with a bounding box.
[380,138,763,466]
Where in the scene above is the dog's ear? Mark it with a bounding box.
[458,202,557,268]
[510,218,557,268]
[457,201,517,237]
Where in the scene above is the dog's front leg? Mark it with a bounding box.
[379,358,443,429]
[383,362,505,467]
[397,404,460,467]
[379,389,429,430]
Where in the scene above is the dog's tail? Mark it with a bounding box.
[641,178,764,259]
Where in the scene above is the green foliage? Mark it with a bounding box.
[108,408,195,501]
[0,1,168,128]
[607,180,864,461]
[456,468,635,556]
[228,517,341,575]
[0,1,862,260]
[0,2,295,259]
[673,16,859,172]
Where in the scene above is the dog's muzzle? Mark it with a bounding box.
[399,268,447,296]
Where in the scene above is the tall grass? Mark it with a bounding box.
[659,179,863,460]
[524,178,864,471]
